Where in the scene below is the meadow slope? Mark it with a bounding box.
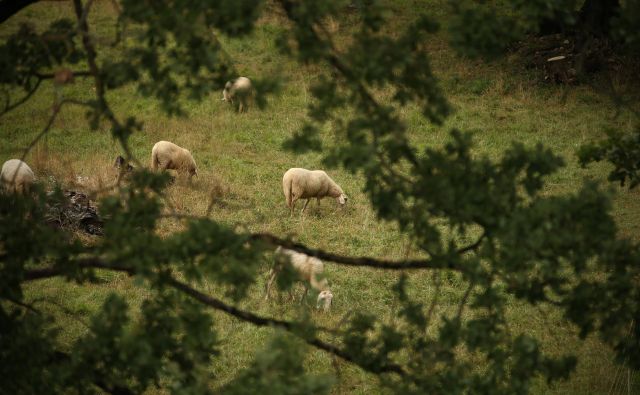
[1,1,639,393]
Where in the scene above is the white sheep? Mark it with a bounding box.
[282,168,347,216]
[265,247,334,311]
[222,76,253,113]
[150,141,198,180]
[1,159,35,194]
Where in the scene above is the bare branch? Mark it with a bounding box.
[457,232,486,254]
[3,296,41,314]
[22,259,405,376]
[72,0,140,168]
[1,77,43,118]
[455,280,475,323]
[35,70,93,80]
[251,233,465,271]
[16,98,94,173]
[424,271,442,330]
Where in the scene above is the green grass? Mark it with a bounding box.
[2,1,640,393]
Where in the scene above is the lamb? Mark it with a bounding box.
[222,76,253,113]
[1,159,35,194]
[282,168,347,216]
[265,247,333,311]
[150,141,198,180]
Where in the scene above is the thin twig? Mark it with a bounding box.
[424,271,442,331]
[35,70,93,80]
[455,280,475,323]
[72,0,141,169]
[16,98,94,179]
[1,77,43,118]
[4,296,41,314]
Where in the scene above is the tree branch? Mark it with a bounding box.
[35,70,93,80]
[168,278,406,375]
[72,0,139,167]
[1,77,43,118]
[457,232,486,254]
[22,259,406,376]
[0,0,39,24]
[250,233,465,271]
[3,296,41,314]
[17,98,94,170]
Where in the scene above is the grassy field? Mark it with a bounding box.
[2,1,640,393]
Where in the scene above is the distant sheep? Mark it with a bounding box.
[282,168,347,216]
[1,159,35,194]
[114,155,134,172]
[222,76,253,113]
[265,247,333,311]
[150,141,197,180]
[114,155,134,181]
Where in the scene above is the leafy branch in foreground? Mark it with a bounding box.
[579,127,640,189]
[1,0,639,394]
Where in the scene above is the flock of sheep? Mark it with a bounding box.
[1,77,347,311]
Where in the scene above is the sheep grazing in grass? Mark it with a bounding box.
[265,247,334,311]
[114,155,134,181]
[222,76,253,113]
[150,141,198,181]
[282,167,347,216]
[114,155,134,172]
[1,159,35,194]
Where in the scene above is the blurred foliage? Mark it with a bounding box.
[579,128,640,188]
[1,0,639,394]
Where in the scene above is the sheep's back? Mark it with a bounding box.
[153,141,182,158]
[233,77,252,94]
[285,168,329,198]
[1,159,34,185]
[280,249,322,277]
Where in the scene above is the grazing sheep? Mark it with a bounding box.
[1,159,35,194]
[282,168,347,216]
[222,76,253,113]
[150,141,197,180]
[265,247,333,311]
[114,155,134,181]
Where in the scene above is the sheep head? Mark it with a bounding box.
[337,193,348,206]
[222,81,233,102]
[316,290,333,311]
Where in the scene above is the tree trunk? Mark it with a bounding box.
[577,0,620,37]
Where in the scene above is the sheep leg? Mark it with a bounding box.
[290,198,297,217]
[301,199,310,214]
[264,268,278,300]
[300,284,309,305]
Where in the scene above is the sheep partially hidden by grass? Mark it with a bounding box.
[113,155,134,181]
[222,76,253,113]
[265,247,333,311]
[151,141,198,181]
[282,167,347,216]
[1,159,35,194]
